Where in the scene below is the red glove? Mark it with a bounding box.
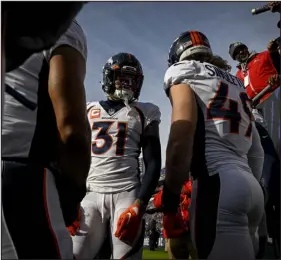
[66,206,81,236]
[162,210,188,238]
[154,184,191,210]
[114,202,142,245]
[181,180,192,196]
[153,189,163,209]
[180,195,190,223]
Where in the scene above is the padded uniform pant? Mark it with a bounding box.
[2,160,73,259]
[189,165,264,260]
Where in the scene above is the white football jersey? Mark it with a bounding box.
[2,21,87,161]
[86,100,161,193]
[164,60,254,176]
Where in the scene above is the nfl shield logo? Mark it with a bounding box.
[108,108,115,116]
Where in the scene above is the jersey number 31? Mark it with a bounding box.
[92,121,128,156]
[207,82,253,137]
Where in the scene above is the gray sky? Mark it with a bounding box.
[76,2,279,165]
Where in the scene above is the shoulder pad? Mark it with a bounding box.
[164,60,196,96]
[86,101,98,112]
[136,102,161,128]
[44,20,87,62]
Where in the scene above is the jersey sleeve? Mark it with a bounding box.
[145,103,161,128]
[44,20,87,62]
[86,101,97,113]
[138,103,161,128]
[86,102,93,112]
[163,60,196,96]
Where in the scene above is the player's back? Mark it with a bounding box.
[86,100,160,193]
[164,60,254,175]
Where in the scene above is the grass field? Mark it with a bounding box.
[142,243,279,259]
[142,248,169,259]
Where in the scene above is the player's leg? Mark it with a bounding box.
[2,161,73,259]
[72,191,108,259]
[164,238,168,252]
[1,159,17,259]
[111,187,144,259]
[189,166,264,260]
[256,211,268,258]
[167,233,190,259]
[248,178,267,256]
[167,231,197,259]
[187,234,198,260]
[94,223,112,259]
[1,208,18,259]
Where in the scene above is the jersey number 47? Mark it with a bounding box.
[207,82,253,137]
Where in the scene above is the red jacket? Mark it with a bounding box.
[236,51,279,104]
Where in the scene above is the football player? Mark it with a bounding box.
[72,52,162,259]
[2,20,91,259]
[162,30,265,260]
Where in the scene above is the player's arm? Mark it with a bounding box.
[115,107,161,244]
[136,117,162,212]
[165,84,197,195]
[161,62,197,212]
[247,123,264,182]
[48,22,91,188]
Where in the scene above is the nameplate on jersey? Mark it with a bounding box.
[89,108,101,119]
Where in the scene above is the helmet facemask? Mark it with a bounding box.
[102,65,143,103]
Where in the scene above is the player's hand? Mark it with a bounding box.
[52,165,87,227]
[180,194,190,211]
[267,39,279,53]
[162,211,188,238]
[268,2,280,13]
[181,180,192,196]
[66,206,82,236]
[153,189,163,209]
[114,201,143,245]
[267,74,279,85]
[153,183,185,213]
